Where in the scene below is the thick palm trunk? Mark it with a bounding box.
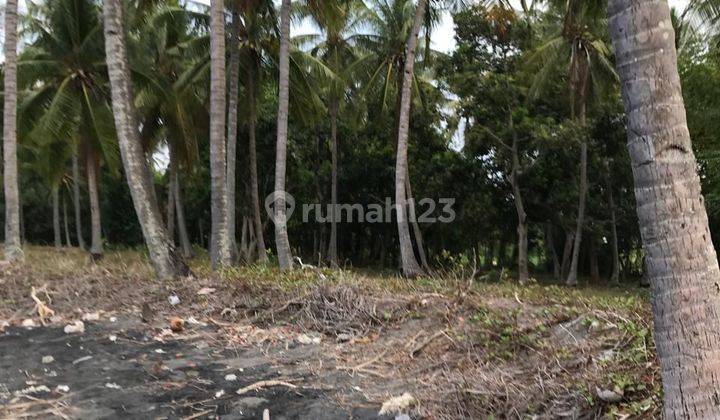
[72,153,86,250]
[63,195,72,247]
[209,0,233,269]
[273,0,294,270]
[226,9,241,260]
[247,60,268,263]
[52,187,62,249]
[394,0,427,278]
[3,0,22,261]
[86,152,103,259]
[103,0,188,280]
[609,1,720,416]
[328,101,339,267]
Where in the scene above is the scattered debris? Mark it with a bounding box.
[236,380,298,396]
[297,334,321,345]
[63,320,85,334]
[263,409,270,420]
[224,374,237,382]
[81,312,100,321]
[187,316,206,326]
[30,286,55,326]
[379,393,416,416]
[41,355,54,364]
[214,389,225,398]
[109,316,118,323]
[168,295,181,306]
[596,387,624,403]
[15,385,51,396]
[170,317,185,332]
[21,318,36,328]
[105,383,122,390]
[54,385,70,393]
[109,334,118,342]
[197,287,216,296]
[336,333,353,343]
[154,349,166,354]
[72,356,93,365]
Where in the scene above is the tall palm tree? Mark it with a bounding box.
[103,0,189,280]
[21,0,121,259]
[131,1,208,259]
[395,0,428,277]
[3,0,23,261]
[608,0,720,415]
[302,0,367,267]
[274,0,294,270]
[71,154,86,250]
[209,0,233,268]
[530,0,616,285]
[227,6,242,260]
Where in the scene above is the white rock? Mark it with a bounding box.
[109,316,118,323]
[109,335,118,342]
[224,374,237,382]
[297,334,314,345]
[41,355,54,364]
[154,349,166,354]
[54,385,70,393]
[21,319,36,328]
[64,321,85,334]
[81,312,100,321]
[105,383,122,390]
[215,389,225,398]
[168,295,181,306]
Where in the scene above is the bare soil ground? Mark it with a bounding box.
[0,248,660,419]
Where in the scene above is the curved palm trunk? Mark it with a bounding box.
[274,0,294,270]
[609,1,720,416]
[510,121,529,285]
[72,153,86,250]
[3,0,22,261]
[209,0,233,269]
[103,0,188,280]
[394,0,427,278]
[247,59,268,263]
[52,186,61,249]
[226,9,242,261]
[86,151,103,259]
[328,100,339,267]
[169,145,194,259]
[405,175,429,270]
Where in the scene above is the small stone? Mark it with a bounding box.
[224,374,237,382]
[596,386,623,403]
[168,295,181,306]
[109,317,118,323]
[41,356,54,364]
[336,333,353,343]
[54,385,70,393]
[21,319,36,328]
[297,334,314,345]
[63,321,85,334]
[105,383,122,390]
[81,312,100,321]
[109,335,118,342]
[215,389,225,398]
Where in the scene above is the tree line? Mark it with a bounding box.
[3,0,720,415]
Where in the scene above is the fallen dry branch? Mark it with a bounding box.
[235,380,298,396]
[411,330,448,357]
[337,349,388,374]
[30,285,55,325]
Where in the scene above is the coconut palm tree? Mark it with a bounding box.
[131,1,208,259]
[20,0,120,260]
[273,0,294,269]
[3,0,23,261]
[209,0,233,268]
[301,0,368,267]
[103,0,189,280]
[608,0,720,415]
[529,0,616,285]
